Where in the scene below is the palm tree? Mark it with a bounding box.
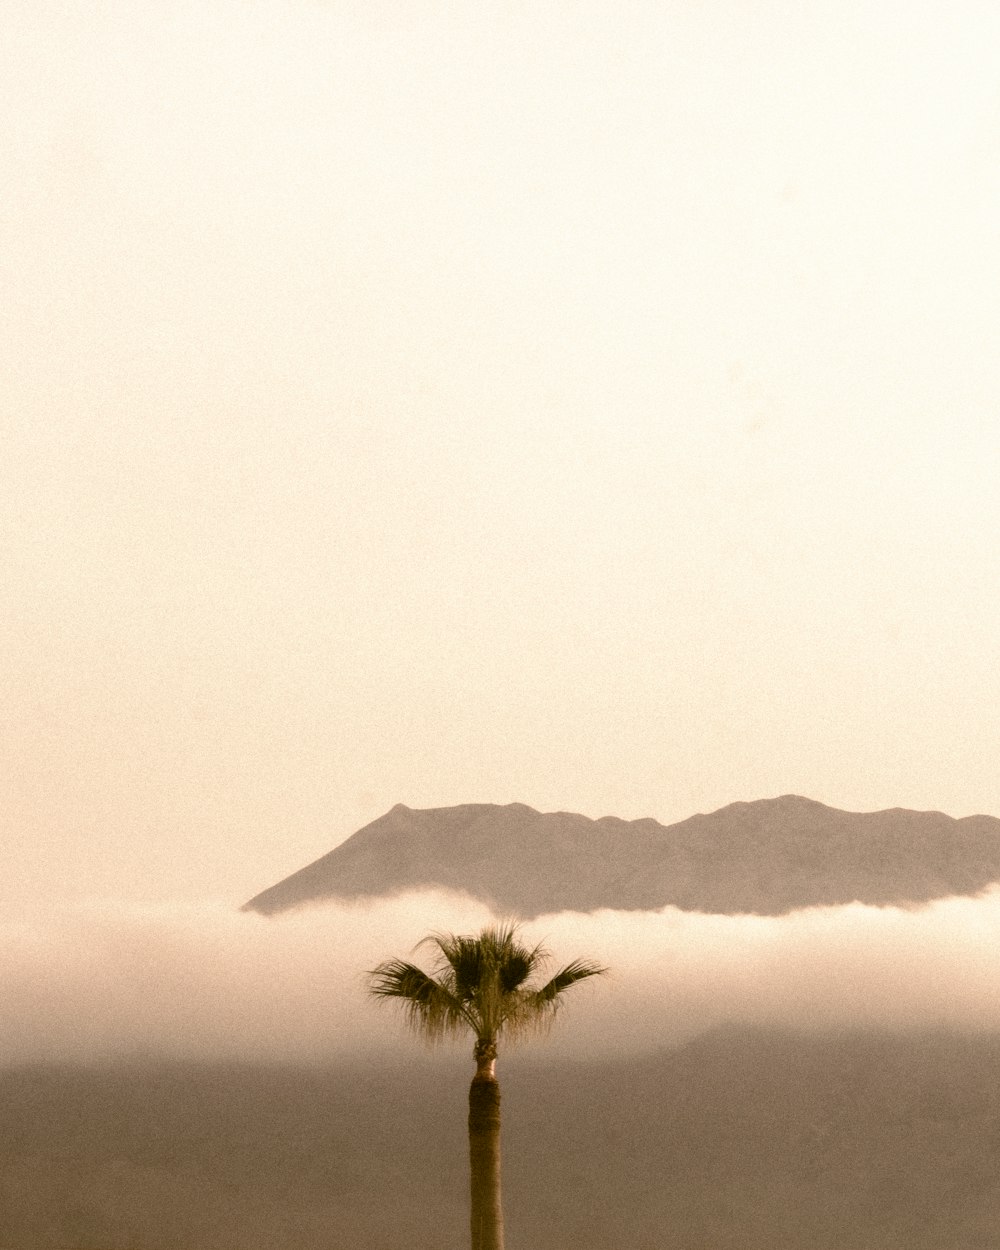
[368,923,605,1250]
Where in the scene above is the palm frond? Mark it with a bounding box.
[368,958,474,1042]
[529,958,608,1006]
[428,932,487,1002]
[502,958,607,1039]
[369,925,606,1050]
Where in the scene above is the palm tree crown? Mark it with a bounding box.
[369,922,605,1053]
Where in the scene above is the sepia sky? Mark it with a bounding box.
[4,0,1000,908]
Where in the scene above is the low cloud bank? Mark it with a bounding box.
[3,889,1000,1065]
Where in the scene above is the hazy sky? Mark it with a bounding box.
[4,0,1000,907]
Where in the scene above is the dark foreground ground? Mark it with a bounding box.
[3,1028,1000,1249]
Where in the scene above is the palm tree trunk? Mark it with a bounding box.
[468,1039,503,1250]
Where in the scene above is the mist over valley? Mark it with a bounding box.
[6,796,1000,1246]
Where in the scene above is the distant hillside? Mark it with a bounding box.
[4,1030,1000,1249]
[244,795,1000,917]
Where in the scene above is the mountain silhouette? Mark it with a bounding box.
[244,795,1000,917]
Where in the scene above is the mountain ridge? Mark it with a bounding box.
[243,795,1000,918]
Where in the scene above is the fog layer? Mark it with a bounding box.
[4,889,999,1065]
